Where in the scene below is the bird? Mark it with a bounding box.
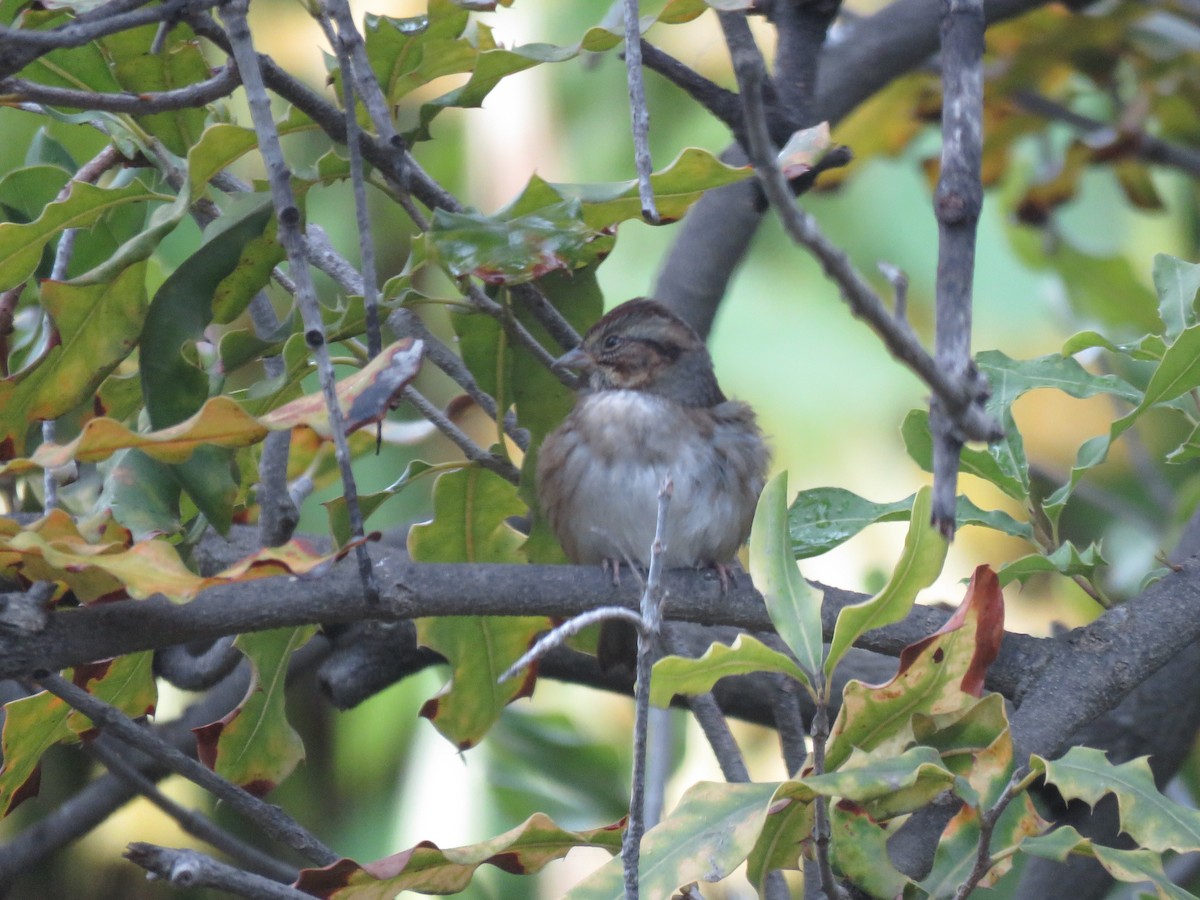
[536,298,769,669]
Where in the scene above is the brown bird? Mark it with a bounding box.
[536,298,769,669]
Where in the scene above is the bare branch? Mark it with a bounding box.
[401,386,522,483]
[622,0,658,223]
[717,10,1001,445]
[35,672,338,866]
[929,0,987,537]
[124,844,312,900]
[221,0,378,601]
[89,740,299,883]
[0,64,239,113]
[624,476,674,899]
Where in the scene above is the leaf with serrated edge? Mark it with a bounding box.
[825,486,947,677]
[196,627,316,795]
[409,467,546,748]
[1033,747,1200,853]
[0,653,155,815]
[295,812,624,895]
[750,472,822,680]
[564,780,780,898]
[0,339,423,477]
[650,634,808,708]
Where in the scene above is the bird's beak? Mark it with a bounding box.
[554,346,593,372]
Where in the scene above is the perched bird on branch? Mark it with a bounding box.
[537,298,769,669]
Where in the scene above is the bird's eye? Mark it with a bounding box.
[601,334,622,351]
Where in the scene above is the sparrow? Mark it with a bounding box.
[536,298,769,669]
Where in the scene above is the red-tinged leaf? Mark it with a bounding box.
[0,653,155,815]
[195,627,316,795]
[0,339,424,477]
[0,262,147,458]
[897,564,1005,697]
[294,813,624,897]
[825,566,1006,771]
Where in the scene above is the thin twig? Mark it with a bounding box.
[125,843,313,900]
[1012,88,1200,179]
[221,0,378,602]
[88,739,299,883]
[34,672,337,866]
[951,766,1035,899]
[624,476,673,899]
[497,606,645,684]
[317,3,386,357]
[622,0,658,223]
[0,65,239,113]
[717,11,1000,449]
[929,0,986,537]
[0,0,225,80]
[640,40,742,136]
[809,700,845,899]
[401,386,521,484]
[388,308,530,452]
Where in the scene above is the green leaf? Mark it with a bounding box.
[749,471,822,680]
[0,262,147,457]
[649,634,809,707]
[97,449,182,540]
[977,349,1143,408]
[0,179,163,292]
[104,25,211,157]
[1022,827,1196,900]
[324,459,441,547]
[137,197,276,532]
[186,124,261,203]
[1033,746,1200,853]
[787,487,1032,558]
[1153,253,1200,341]
[745,798,812,889]
[409,467,546,748]
[996,540,1106,587]
[497,149,751,230]
[196,627,317,795]
[921,712,1044,896]
[295,813,623,895]
[830,802,912,898]
[563,780,780,898]
[1122,324,1200,419]
[803,745,955,816]
[0,653,155,816]
[825,486,947,677]
[788,486,911,558]
[429,199,609,286]
[902,409,1028,501]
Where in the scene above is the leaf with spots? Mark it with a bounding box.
[826,565,1005,771]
